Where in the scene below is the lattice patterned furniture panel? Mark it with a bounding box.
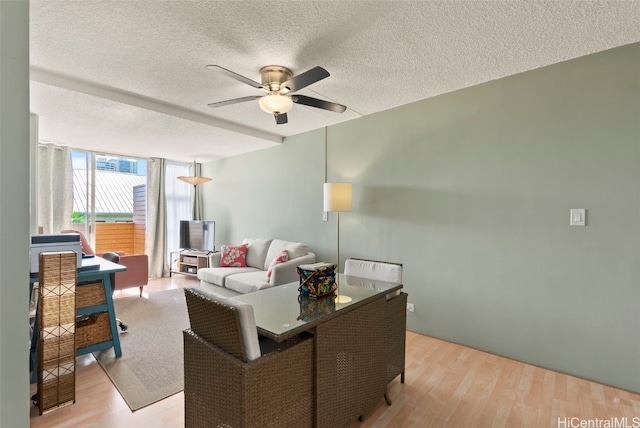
[37,251,77,414]
[315,296,387,427]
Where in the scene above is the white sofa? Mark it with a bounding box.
[197,238,316,297]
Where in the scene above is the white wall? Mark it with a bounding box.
[0,1,31,426]
[202,42,640,393]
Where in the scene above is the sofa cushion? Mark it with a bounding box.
[264,239,309,271]
[198,281,242,298]
[225,271,273,294]
[241,238,273,269]
[219,244,248,267]
[266,250,289,282]
[198,266,261,287]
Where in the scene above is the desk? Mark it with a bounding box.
[232,275,404,427]
[30,256,126,383]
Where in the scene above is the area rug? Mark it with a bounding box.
[93,288,189,411]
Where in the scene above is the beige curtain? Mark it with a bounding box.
[166,160,191,259]
[146,158,168,278]
[193,162,203,220]
[36,143,72,234]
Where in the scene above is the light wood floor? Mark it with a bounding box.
[30,275,640,428]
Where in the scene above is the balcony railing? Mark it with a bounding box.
[65,222,145,255]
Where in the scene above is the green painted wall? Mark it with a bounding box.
[0,1,30,426]
[202,42,640,393]
[203,130,332,252]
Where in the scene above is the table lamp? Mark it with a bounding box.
[323,182,352,303]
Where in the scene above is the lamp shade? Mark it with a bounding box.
[177,160,212,186]
[177,175,212,186]
[323,182,352,212]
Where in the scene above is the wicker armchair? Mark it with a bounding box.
[344,258,407,405]
[183,288,314,428]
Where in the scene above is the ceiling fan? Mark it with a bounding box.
[206,65,347,125]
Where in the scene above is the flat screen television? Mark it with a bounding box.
[179,220,215,252]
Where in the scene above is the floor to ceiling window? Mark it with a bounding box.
[165,161,192,265]
[71,151,147,254]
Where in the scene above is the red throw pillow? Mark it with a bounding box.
[266,250,289,281]
[219,244,248,267]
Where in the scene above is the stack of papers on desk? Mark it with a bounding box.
[79,258,101,271]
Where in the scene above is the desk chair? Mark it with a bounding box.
[60,230,149,297]
[60,230,143,334]
[183,288,314,428]
[344,258,407,405]
[100,252,128,333]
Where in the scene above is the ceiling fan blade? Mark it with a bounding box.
[275,113,288,125]
[206,65,263,89]
[208,96,262,108]
[293,95,347,113]
[280,66,330,93]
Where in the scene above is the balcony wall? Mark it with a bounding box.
[95,222,135,254]
[66,222,145,255]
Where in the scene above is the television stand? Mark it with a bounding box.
[181,249,215,255]
[170,250,212,277]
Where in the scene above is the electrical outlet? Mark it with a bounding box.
[406,303,414,313]
[322,211,328,221]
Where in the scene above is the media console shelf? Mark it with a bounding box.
[170,251,211,277]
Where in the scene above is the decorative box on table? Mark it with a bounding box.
[297,262,337,297]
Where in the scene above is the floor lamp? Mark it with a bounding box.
[323,182,352,303]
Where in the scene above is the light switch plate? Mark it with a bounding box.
[570,209,586,226]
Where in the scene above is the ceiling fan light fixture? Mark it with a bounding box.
[259,94,293,114]
[208,65,345,124]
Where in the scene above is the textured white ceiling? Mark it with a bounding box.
[29,1,640,163]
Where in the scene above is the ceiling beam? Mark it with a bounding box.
[30,66,283,144]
